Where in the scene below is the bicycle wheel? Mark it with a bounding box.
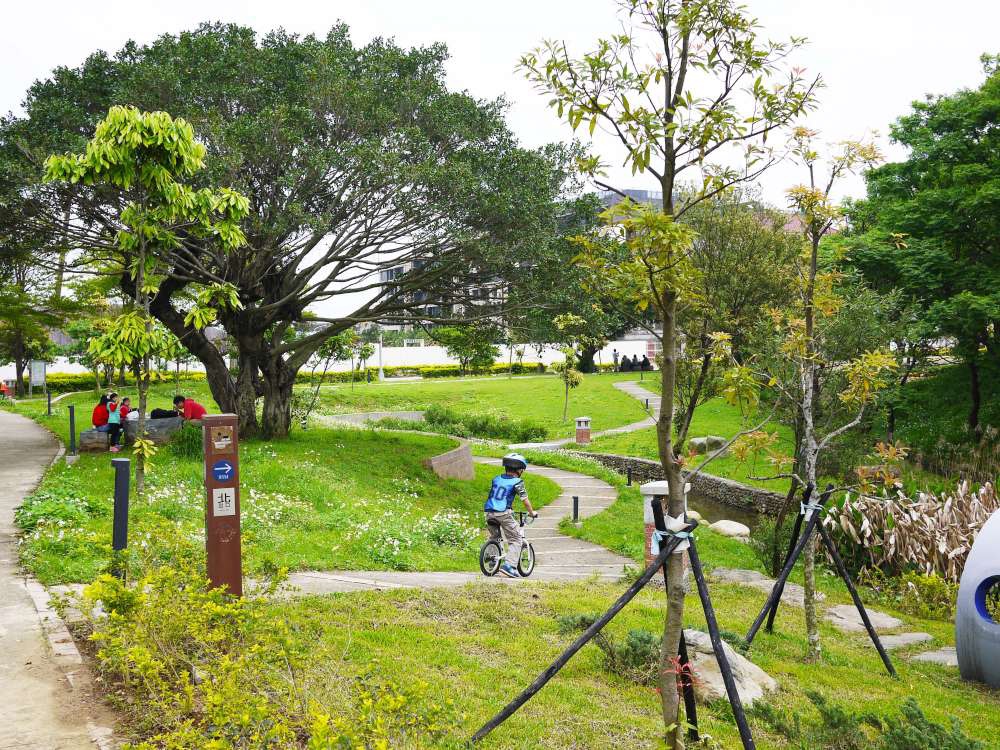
[479,540,503,576]
[517,543,536,577]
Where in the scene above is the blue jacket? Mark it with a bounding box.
[484,474,528,512]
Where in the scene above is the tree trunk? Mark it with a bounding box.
[675,348,712,454]
[14,358,26,398]
[563,380,569,423]
[968,358,982,440]
[260,355,295,439]
[655,292,686,748]
[577,344,599,374]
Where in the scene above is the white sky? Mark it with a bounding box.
[4,0,998,206]
[2,1,997,319]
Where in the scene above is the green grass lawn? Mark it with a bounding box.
[314,372,649,439]
[267,572,994,750]
[583,395,799,492]
[11,385,560,584]
[14,389,997,749]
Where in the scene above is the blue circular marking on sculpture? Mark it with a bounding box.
[974,575,1000,623]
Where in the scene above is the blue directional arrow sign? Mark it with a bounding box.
[212,460,234,482]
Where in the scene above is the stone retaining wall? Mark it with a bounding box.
[573,451,785,516]
[423,440,475,481]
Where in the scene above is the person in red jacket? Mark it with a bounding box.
[92,394,110,428]
[173,394,207,422]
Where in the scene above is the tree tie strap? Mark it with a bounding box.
[651,528,692,556]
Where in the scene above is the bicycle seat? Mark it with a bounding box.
[486,517,502,529]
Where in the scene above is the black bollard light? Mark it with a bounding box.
[111,457,130,580]
[68,405,77,455]
[47,390,52,416]
[572,495,579,523]
[627,467,633,486]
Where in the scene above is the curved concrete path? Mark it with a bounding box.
[0,410,115,749]
[286,457,631,595]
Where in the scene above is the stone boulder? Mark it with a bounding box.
[123,416,184,445]
[686,509,704,522]
[708,520,750,539]
[79,429,110,452]
[684,629,777,707]
[689,435,728,455]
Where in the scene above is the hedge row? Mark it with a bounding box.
[22,359,624,394]
[11,371,208,394]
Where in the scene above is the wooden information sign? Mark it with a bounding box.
[202,414,242,595]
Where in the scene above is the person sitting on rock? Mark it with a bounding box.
[173,394,207,424]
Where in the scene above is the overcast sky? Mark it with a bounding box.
[3,0,998,207]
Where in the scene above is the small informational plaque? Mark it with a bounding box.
[212,487,236,517]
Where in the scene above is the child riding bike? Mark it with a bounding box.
[484,453,538,578]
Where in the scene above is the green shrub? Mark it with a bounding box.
[748,513,797,577]
[859,569,958,621]
[77,562,457,748]
[752,691,981,750]
[166,423,203,459]
[557,614,660,685]
[16,371,206,394]
[419,403,547,442]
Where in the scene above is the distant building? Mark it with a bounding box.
[599,189,664,210]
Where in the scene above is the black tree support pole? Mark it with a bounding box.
[47,390,51,416]
[688,539,756,750]
[650,496,699,743]
[111,457,130,581]
[470,530,690,744]
[677,632,699,743]
[764,484,813,633]
[745,485,834,646]
[68,405,76,456]
[816,521,897,677]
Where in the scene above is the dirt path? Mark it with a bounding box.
[286,458,631,595]
[0,410,115,750]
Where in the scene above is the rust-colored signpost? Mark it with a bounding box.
[202,414,242,596]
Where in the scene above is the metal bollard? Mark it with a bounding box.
[627,467,632,486]
[111,458,130,580]
[68,405,77,455]
[573,495,579,522]
[47,390,51,416]
[645,398,649,410]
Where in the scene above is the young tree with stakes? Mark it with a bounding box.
[521,0,818,740]
[726,128,895,661]
[45,106,249,493]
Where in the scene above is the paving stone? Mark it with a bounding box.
[879,632,933,650]
[711,567,824,607]
[824,603,904,633]
[910,646,958,667]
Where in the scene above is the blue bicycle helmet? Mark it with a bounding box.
[502,452,528,471]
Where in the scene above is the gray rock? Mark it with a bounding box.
[684,629,778,707]
[78,429,109,452]
[709,520,750,538]
[711,567,825,607]
[880,632,933,650]
[911,646,958,667]
[824,603,904,633]
[690,435,728,455]
[124,416,184,445]
[686,509,704,522]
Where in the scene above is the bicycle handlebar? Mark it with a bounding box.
[515,511,536,526]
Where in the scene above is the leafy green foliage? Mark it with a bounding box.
[430,325,501,375]
[419,403,546,443]
[749,514,798,578]
[77,564,458,749]
[558,614,660,685]
[754,691,982,750]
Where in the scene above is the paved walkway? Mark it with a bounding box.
[286,457,631,595]
[0,410,115,749]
